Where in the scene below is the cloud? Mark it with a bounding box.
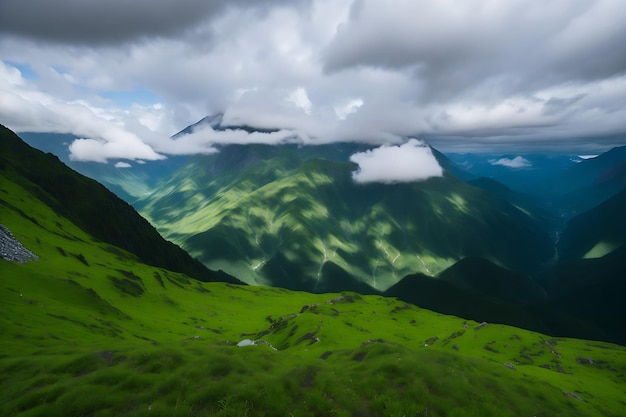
[155,123,299,155]
[489,156,532,169]
[0,61,167,162]
[115,161,132,168]
[350,139,443,183]
[323,0,626,98]
[335,98,363,120]
[1,0,626,159]
[0,0,300,45]
[287,87,313,115]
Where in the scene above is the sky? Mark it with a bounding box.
[1,0,626,170]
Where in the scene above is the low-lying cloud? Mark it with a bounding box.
[350,139,443,184]
[489,156,532,169]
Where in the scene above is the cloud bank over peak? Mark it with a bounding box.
[350,139,443,184]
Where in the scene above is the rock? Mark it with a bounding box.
[504,363,516,370]
[319,351,333,360]
[563,392,584,401]
[576,357,594,365]
[237,339,255,347]
[0,225,38,263]
[474,322,488,330]
[360,338,386,347]
[424,336,439,346]
[326,295,357,304]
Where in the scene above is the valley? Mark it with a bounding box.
[2,123,625,416]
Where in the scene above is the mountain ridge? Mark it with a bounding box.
[137,144,555,291]
[0,124,240,284]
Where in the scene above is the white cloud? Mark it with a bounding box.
[114,161,132,168]
[334,98,363,120]
[148,122,303,156]
[350,139,443,184]
[287,87,312,114]
[489,156,532,168]
[2,0,626,159]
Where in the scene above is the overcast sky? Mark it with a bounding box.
[1,0,626,164]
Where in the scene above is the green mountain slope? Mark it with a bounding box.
[137,144,554,292]
[557,187,626,261]
[0,125,238,284]
[1,149,625,416]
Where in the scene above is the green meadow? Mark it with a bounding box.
[2,159,625,416]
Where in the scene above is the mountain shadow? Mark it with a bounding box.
[438,257,546,304]
[383,271,551,334]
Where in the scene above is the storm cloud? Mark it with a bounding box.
[0,0,300,45]
[1,0,625,162]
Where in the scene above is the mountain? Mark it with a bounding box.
[438,257,545,304]
[532,191,626,344]
[1,134,625,416]
[383,270,553,334]
[447,149,626,219]
[18,131,191,202]
[385,255,626,344]
[446,152,583,190]
[136,143,555,292]
[529,147,626,218]
[0,125,239,284]
[557,187,626,261]
[536,244,626,345]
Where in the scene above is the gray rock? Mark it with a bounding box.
[237,339,255,347]
[0,225,38,263]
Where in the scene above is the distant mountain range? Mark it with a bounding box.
[12,118,626,344]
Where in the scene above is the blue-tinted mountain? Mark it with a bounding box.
[446,152,582,190]
[448,149,626,219]
[536,147,626,218]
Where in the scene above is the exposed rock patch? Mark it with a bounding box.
[0,224,38,263]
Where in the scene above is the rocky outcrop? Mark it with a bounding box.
[0,225,38,263]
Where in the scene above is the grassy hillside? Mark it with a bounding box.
[137,144,554,292]
[2,135,625,416]
[0,125,238,284]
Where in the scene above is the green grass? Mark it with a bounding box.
[2,157,626,416]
